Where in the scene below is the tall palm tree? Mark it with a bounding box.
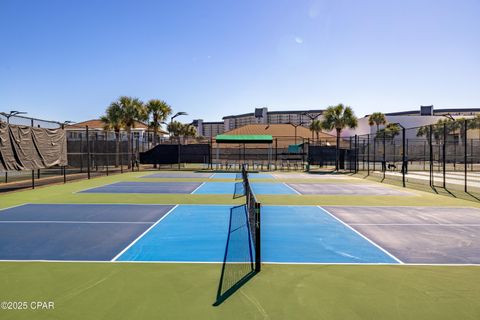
[368,112,387,133]
[146,99,172,145]
[309,119,322,142]
[101,104,123,167]
[321,104,358,170]
[110,96,147,168]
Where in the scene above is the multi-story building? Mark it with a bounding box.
[191,120,225,138]
[341,105,480,140]
[193,107,324,137]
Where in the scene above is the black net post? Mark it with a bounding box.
[255,202,261,273]
[31,170,35,189]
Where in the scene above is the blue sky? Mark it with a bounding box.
[1,0,479,123]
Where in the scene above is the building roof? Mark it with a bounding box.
[365,108,480,117]
[222,124,334,139]
[222,109,323,119]
[216,134,273,143]
[66,119,168,134]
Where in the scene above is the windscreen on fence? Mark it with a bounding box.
[0,123,68,171]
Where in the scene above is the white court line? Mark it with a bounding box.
[350,223,480,227]
[318,206,404,264]
[74,182,118,194]
[0,259,479,267]
[111,205,179,261]
[283,183,301,195]
[0,203,30,212]
[0,221,154,224]
[190,182,206,194]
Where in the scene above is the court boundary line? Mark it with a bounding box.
[350,223,480,227]
[0,260,479,267]
[0,221,155,224]
[283,183,302,195]
[0,203,30,212]
[190,182,206,194]
[111,205,179,261]
[318,206,404,264]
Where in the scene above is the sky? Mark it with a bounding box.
[1,0,479,124]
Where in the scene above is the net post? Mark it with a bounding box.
[255,202,261,273]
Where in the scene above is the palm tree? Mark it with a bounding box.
[146,99,172,145]
[167,121,184,142]
[368,112,387,133]
[110,96,147,168]
[468,114,480,140]
[320,104,358,170]
[101,103,123,167]
[183,124,197,137]
[309,119,322,142]
[376,123,401,140]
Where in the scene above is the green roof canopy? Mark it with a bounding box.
[215,134,273,144]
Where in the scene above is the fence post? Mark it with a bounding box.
[86,125,91,179]
[402,127,406,187]
[354,135,358,173]
[367,134,370,175]
[429,125,433,187]
[105,132,109,176]
[32,170,35,189]
[178,139,181,170]
[464,119,468,192]
[443,122,446,188]
[382,131,386,180]
[210,137,213,169]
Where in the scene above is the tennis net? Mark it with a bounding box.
[215,165,261,304]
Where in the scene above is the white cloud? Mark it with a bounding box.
[295,37,304,44]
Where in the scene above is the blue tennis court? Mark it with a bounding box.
[117,205,397,263]
[0,204,398,263]
[80,181,202,194]
[211,173,273,179]
[0,204,174,261]
[192,182,296,195]
[142,172,214,179]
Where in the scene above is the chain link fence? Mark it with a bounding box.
[0,114,154,192]
[352,118,480,198]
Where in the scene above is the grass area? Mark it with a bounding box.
[1,170,480,319]
[0,262,479,320]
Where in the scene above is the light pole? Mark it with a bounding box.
[1,110,27,124]
[302,112,321,140]
[171,111,188,123]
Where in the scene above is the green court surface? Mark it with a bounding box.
[1,263,479,320]
[1,171,480,319]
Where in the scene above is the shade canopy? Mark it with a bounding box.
[215,134,273,144]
